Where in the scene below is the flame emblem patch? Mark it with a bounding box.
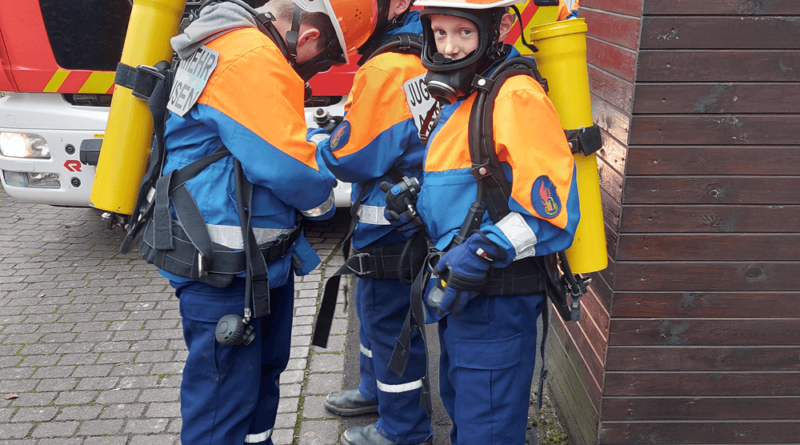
[329,121,350,150]
[531,175,561,219]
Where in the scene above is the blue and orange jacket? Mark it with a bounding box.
[418,47,580,269]
[318,13,429,250]
[162,8,336,288]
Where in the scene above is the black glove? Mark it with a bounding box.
[380,178,423,239]
[321,115,343,134]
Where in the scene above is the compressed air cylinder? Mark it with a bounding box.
[91,0,185,214]
[529,18,608,274]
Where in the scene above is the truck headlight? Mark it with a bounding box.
[0,132,50,159]
[2,171,61,188]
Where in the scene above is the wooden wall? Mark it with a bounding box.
[596,0,800,443]
[544,1,643,444]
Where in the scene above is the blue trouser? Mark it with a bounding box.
[437,292,544,445]
[356,277,432,444]
[174,277,294,445]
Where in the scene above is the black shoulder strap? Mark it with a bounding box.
[357,33,423,67]
[467,56,546,224]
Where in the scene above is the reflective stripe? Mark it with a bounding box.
[376,378,423,393]
[43,69,69,93]
[496,212,537,260]
[205,224,293,249]
[360,343,373,358]
[245,428,273,443]
[309,132,328,145]
[301,190,335,218]
[357,205,390,225]
[79,72,116,94]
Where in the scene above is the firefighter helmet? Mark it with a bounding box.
[295,0,379,63]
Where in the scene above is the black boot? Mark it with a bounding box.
[323,389,378,416]
[341,422,432,445]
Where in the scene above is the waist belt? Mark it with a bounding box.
[311,236,428,348]
[387,253,546,416]
[140,219,302,289]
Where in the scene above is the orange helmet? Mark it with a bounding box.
[294,0,379,64]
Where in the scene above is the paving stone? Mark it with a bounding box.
[145,402,180,418]
[129,435,177,445]
[281,383,302,398]
[30,421,78,437]
[55,342,94,354]
[56,405,103,421]
[286,358,307,371]
[0,423,33,439]
[298,420,340,445]
[92,341,131,353]
[72,365,113,378]
[58,353,99,366]
[272,428,295,445]
[167,417,182,433]
[96,389,140,404]
[96,352,135,364]
[37,438,83,445]
[10,406,57,422]
[278,397,299,414]
[84,436,129,445]
[274,412,297,429]
[313,335,345,353]
[35,378,78,392]
[0,379,37,393]
[9,391,56,407]
[76,376,119,391]
[290,346,309,359]
[134,351,174,363]
[306,373,343,395]
[19,355,59,367]
[112,330,149,341]
[100,403,146,419]
[302,396,338,420]
[53,390,98,405]
[310,353,345,373]
[78,419,124,436]
[125,418,169,434]
[281,370,304,384]
[138,388,180,402]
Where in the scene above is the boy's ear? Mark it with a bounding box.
[498,12,516,42]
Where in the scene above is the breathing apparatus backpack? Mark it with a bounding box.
[118,0,308,347]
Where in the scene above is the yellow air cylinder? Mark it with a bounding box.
[529,18,607,274]
[91,0,185,215]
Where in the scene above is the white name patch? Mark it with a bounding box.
[404,73,440,135]
[167,46,219,117]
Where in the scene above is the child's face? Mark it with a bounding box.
[429,14,479,61]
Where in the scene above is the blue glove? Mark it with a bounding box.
[431,231,506,315]
[384,208,423,239]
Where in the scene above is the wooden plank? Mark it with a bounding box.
[600,173,623,220]
[551,316,604,411]
[546,358,595,445]
[629,115,800,145]
[611,292,800,318]
[633,83,800,114]
[605,221,619,264]
[614,262,800,292]
[637,50,800,82]
[603,397,800,421]
[591,268,614,312]
[623,177,800,205]
[596,256,616,293]
[604,371,800,396]
[619,205,800,233]
[582,9,641,50]
[644,0,800,16]
[561,307,607,387]
[617,234,800,261]
[587,37,638,83]
[599,422,800,444]
[609,319,800,346]
[582,0,643,17]
[626,147,800,175]
[596,124,628,172]
[641,17,800,49]
[581,286,610,338]
[547,322,601,444]
[592,96,631,145]
[590,66,635,114]
[605,346,800,371]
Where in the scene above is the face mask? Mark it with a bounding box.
[423,53,480,105]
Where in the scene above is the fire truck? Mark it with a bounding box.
[0,0,567,209]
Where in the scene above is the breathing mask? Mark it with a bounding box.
[420,7,506,104]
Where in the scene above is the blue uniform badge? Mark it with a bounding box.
[532,175,561,219]
[329,121,351,151]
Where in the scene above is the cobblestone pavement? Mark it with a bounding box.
[0,187,353,445]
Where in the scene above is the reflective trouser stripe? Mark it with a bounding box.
[376,378,423,393]
[360,343,373,358]
[301,190,335,218]
[245,428,273,443]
